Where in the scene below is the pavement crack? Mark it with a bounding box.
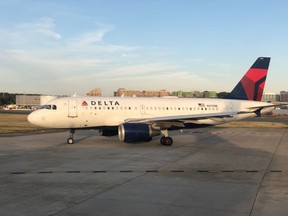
[249,129,286,216]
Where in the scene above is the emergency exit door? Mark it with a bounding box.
[226,102,233,112]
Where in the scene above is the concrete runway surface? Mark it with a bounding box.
[0,127,288,216]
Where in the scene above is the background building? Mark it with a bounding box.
[172,91,195,98]
[16,95,58,109]
[114,88,171,97]
[204,91,217,98]
[280,91,288,102]
[262,92,280,102]
[86,88,102,96]
[172,90,216,98]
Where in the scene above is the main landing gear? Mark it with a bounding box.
[160,136,173,146]
[160,129,173,146]
[67,129,75,144]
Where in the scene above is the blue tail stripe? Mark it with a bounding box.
[225,82,247,100]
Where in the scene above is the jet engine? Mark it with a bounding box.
[99,128,118,136]
[118,123,161,142]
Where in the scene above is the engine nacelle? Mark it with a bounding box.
[118,123,161,142]
[99,128,118,136]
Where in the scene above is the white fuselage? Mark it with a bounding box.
[27,96,270,129]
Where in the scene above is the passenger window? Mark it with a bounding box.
[52,105,57,110]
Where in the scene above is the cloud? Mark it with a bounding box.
[0,17,62,51]
[68,22,114,46]
[17,17,62,40]
[64,61,214,94]
[0,17,216,95]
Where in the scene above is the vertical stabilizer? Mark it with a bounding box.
[225,57,271,101]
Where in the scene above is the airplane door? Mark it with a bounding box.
[68,100,78,118]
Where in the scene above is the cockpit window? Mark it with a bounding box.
[39,104,57,110]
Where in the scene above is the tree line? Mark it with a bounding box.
[0,93,16,106]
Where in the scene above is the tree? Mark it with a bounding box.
[0,93,16,105]
[217,92,229,98]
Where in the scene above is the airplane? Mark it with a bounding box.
[28,57,277,146]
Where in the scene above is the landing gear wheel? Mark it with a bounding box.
[160,136,165,144]
[160,136,173,146]
[67,129,75,144]
[67,138,74,144]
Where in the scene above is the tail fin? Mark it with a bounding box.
[225,57,271,101]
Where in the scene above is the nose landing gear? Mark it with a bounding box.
[67,129,75,144]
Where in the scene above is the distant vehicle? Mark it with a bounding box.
[28,57,278,145]
[3,104,17,110]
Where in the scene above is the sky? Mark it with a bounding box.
[0,0,288,96]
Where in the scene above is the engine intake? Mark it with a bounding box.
[118,123,161,142]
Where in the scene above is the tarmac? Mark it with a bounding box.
[0,127,288,216]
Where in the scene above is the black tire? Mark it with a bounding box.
[160,136,166,145]
[160,136,173,146]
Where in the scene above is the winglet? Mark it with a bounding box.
[225,57,271,101]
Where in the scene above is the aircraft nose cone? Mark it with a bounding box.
[27,112,38,126]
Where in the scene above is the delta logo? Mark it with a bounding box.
[82,101,88,106]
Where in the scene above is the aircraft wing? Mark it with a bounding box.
[124,112,237,129]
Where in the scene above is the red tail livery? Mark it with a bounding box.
[225,57,270,101]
